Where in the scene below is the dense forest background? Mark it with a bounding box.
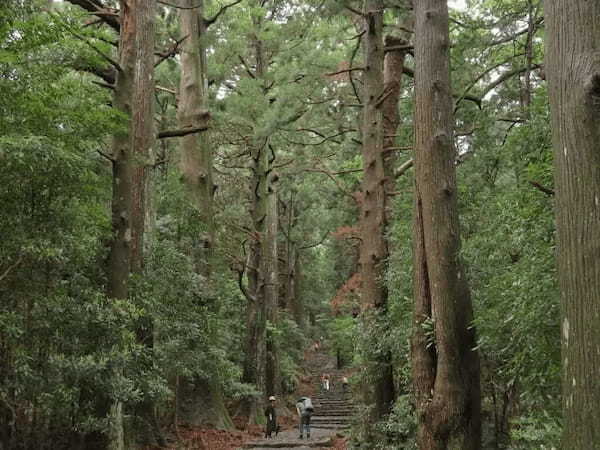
[0,0,597,449]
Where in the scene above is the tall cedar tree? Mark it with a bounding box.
[175,0,234,430]
[546,0,600,447]
[411,0,481,448]
[359,0,395,420]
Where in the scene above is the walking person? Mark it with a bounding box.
[322,373,330,392]
[264,396,278,438]
[342,376,349,393]
[296,396,314,439]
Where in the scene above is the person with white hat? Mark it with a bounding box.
[264,395,278,438]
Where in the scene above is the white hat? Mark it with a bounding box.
[269,396,276,401]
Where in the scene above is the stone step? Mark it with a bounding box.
[311,410,355,416]
[311,424,350,430]
[311,419,352,425]
[243,437,332,449]
[314,403,353,408]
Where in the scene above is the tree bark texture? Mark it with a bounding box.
[128,0,155,275]
[382,35,408,190]
[545,0,600,447]
[359,0,395,421]
[241,138,268,423]
[174,0,233,430]
[177,0,214,261]
[411,1,481,448]
[264,177,279,396]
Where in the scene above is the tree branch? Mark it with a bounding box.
[64,0,120,32]
[204,0,244,28]
[394,158,414,178]
[299,231,330,250]
[325,66,365,77]
[157,124,209,139]
[0,255,23,283]
[154,35,188,68]
[528,180,554,196]
[344,5,365,17]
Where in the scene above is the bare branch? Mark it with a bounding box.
[64,0,120,32]
[299,231,330,250]
[238,55,256,79]
[394,158,414,178]
[304,167,357,202]
[205,0,244,28]
[154,35,188,68]
[528,180,555,197]
[0,255,23,283]
[157,124,209,139]
[344,5,365,17]
[325,66,365,77]
[454,53,525,111]
[96,149,115,161]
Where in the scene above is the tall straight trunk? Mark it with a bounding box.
[411,1,480,449]
[104,1,157,448]
[241,24,281,419]
[122,0,162,446]
[175,0,233,430]
[264,178,279,396]
[177,0,214,258]
[128,0,155,275]
[521,0,535,117]
[545,0,600,447]
[359,0,394,421]
[241,138,268,423]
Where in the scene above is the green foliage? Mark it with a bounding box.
[327,315,358,367]
[372,395,417,450]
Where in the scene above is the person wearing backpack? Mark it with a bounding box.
[295,396,314,439]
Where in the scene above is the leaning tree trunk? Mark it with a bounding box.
[175,0,233,431]
[411,1,481,449]
[545,0,600,447]
[359,0,395,421]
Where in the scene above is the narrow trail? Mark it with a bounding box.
[241,350,355,449]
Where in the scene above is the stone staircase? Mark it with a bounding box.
[310,388,354,431]
[241,351,354,449]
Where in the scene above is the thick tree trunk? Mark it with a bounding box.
[411,1,481,448]
[118,1,162,447]
[359,0,395,421]
[177,0,214,259]
[545,1,600,447]
[241,138,268,423]
[175,0,233,430]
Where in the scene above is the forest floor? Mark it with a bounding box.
[159,348,351,449]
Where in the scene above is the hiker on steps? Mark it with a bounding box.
[264,395,279,438]
[296,396,314,439]
[321,373,330,392]
[342,376,349,393]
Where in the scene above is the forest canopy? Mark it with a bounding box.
[1,0,598,449]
